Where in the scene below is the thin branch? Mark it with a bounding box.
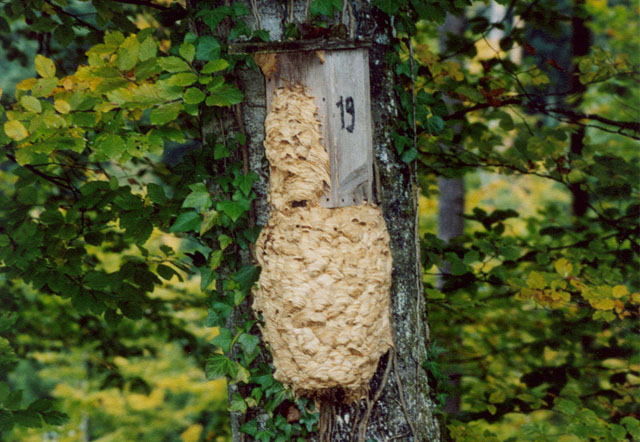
[6,154,76,192]
[44,0,100,32]
[109,0,171,10]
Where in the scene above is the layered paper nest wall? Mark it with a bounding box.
[253,85,393,398]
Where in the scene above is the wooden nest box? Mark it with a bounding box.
[232,40,375,208]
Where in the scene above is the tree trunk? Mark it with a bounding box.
[569,0,590,217]
[233,1,441,441]
[437,13,466,279]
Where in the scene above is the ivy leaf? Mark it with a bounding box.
[240,419,258,437]
[310,0,341,16]
[34,55,56,78]
[374,0,400,14]
[182,183,212,212]
[200,210,219,236]
[216,200,248,222]
[210,250,223,270]
[158,56,191,73]
[4,120,29,141]
[229,393,247,413]
[206,85,244,107]
[205,354,238,380]
[202,59,229,74]
[169,210,201,233]
[218,234,232,251]
[150,103,181,125]
[210,327,233,353]
[196,36,221,60]
[237,333,260,356]
[234,265,259,293]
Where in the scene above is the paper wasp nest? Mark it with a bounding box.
[252,85,393,398]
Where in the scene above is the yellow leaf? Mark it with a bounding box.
[553,258,573,277]
[4,120,29,141]
[35,54,56,78]
[526,271,546,290]
[612,285,628,298]
[0,86,2,98]
[16,78,37,91]
[590,298,614,310]
[180,424,203,442]
[631,293,640,304]
[54,100,71,114]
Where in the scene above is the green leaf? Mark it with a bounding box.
[216,200,247,222]
[182,183,212,211]
[234,265,259,292]
[218,234,232,251]
[237,333,260,356]
[94,133,124,158]
[234,172,258,196]
[20,95,42,113]
[211,327,233,353]
[35,54,56,78]
[42,410,69,426]
[179,42,196,63]
[150,103,181,125]
[28,398,53,413]
[116,36,140,71]
[169,210,201,233]
[426,116,444,136]
[202,59,229,74]
[374,0,400,14]
[229,393,247,413]
[147,183,168,205]
[139,37,157,62]
[206,85,244,107]
[184,87,206,104]
[210,250,223,270]
[200,267,215,291]
[200,210,219,235]
[156,264,176,280]
[158,56,191,73]
[310,0,341,16]
[196,36,221,60]
[168,72,198,86]
[240,419,258,437]
[205,354,238,380]
[13,410,42,428]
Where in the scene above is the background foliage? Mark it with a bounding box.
[0,0,638,441]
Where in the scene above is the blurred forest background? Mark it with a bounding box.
[0,0,638,441]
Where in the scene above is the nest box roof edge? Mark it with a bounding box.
[229,39,372,55]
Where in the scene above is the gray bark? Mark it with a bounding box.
[233,1,441,440]
[437,13,466,272]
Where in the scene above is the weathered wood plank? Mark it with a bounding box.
[262,48,374,208]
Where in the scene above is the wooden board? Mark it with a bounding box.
[263,48,373,208]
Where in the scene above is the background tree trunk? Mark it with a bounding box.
[232,1,442,440]
[569,0,591,217]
